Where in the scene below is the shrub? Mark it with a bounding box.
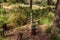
[50,34,60,40]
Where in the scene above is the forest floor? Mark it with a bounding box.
[4,24,50,40]
[3,3,52,40]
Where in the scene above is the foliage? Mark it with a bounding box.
[0,8,7,28]
[0,0,3,3]
[0,0,58,40]
[5,6,54,26]
[50,34,60,40]
[6,7,31,26]
[0,15,6,25]
[57,22,60,29]
[46,26,51,34]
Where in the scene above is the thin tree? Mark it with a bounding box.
[51,0,60,34]
[30,0,32,9]
[30,0,36,35]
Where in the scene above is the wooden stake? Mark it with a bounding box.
[17,32,23,40]
[31,25,36,35]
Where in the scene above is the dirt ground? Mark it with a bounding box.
[4,24,50,40]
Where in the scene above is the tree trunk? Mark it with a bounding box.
[51,0,60,34]
[0,3,1,7]
[47,0,53,5]
[30,0,32,9]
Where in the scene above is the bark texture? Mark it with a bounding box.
[52,0,60,34]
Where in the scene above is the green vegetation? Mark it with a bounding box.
[50,34,60,40]
[0,0,60,40]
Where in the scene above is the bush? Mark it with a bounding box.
[5,6,54,26]
[46,26,51,34]
[0,8,7,28]
[50,34,60,40]
[0,15,7,28]
[0,0,3,3]
[6,7,31,26]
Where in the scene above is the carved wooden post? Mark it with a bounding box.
[17,32,23,40]
[31,25,36,35]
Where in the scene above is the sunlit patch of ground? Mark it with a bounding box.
[3,3,55,10]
